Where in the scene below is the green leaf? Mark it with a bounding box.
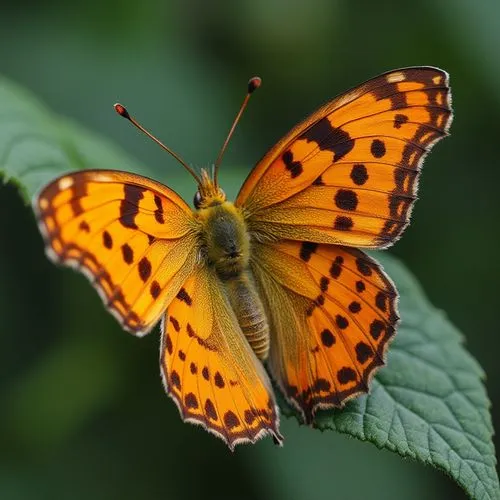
[1,75,498,499]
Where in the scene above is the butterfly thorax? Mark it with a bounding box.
[196,201,250,280]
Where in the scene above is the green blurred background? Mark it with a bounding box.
[0,0,498,498]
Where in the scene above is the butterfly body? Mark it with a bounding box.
[34,67,453,449]
[195,184,270,359]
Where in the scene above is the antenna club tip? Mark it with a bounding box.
[248,76,262,94]
[114,103,130,119]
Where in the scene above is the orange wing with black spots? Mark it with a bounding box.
[161,268,282,449]
[251,240,398,420]
[34,170,199,335]
[237,67,452,248]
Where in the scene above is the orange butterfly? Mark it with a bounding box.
[33,67,452,449]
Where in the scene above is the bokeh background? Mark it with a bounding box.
[1,1,499,499]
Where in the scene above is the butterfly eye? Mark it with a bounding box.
[193,191,203,209]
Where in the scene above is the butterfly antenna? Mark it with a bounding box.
[213,76,261,187]
[114,103,202,185]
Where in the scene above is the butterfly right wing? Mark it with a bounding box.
[34,170,200,335]
[161,267,283,449]
[251,240,398,422]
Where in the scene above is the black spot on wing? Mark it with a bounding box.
[176,287,193,306]
[329,255,343,278]
[205,399,217,421]
[337,367,356,384]
[350,164,368,185]
[394,113,409,129]
[185,393,198,409]
[349,301,361,313]
[355,342,373,364]
[370,139,386,158]
[299,241,318,262]
[154,195,165,224]
[375,291,387,311]
[170,370,181,389]
[169,316,180,332]
[334,216,353,231]
[370,319,385,340]
[150,280,161,299]
[319,276,329,292]
[120,185,145,229]
[300,117,354,162]
[138,257,152,282]
[121,243,134,264]
[102,231,113,249]
[356,258,372,276]
[214,372,225,388]
[224,410,240,429]
[165,334,173,354]
[321,329,335,347]
[335,315,349,329]
[334,189,358,211]
[282,150,303,178]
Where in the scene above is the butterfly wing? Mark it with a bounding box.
[237,67,452,248]
[251,240,398,420]
[34,170,199,335]
[161,267,283,449]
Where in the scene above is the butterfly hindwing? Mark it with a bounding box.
[161,267,283,449]
[251,240,398,420]
[34,170,199,335]
[237,67,452,249]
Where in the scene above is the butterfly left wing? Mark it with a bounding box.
[34,170,199,335]
[251,239,398,421]
[161,267,283,449]
[237,67,452,249]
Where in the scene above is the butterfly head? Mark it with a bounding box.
[193,168,226,209]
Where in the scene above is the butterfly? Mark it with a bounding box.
[33,67,452,449]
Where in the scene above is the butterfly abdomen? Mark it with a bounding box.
[226,273,270,360]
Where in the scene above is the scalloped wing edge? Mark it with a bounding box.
[159,314,284,450]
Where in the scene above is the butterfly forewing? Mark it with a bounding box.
[161,268,283,449]
[35,170,199,334]
[238,67,452,248]
[251,240,398,420]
